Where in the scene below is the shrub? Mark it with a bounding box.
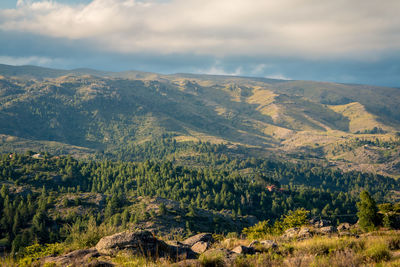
[242,220,271,240]
[274,208,310,234]
[18,243,64,267]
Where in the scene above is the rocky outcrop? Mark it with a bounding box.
[310,218,331,228]
[182,233,214,247]
[298,227,313,239]
[282,227,300,239]
[95,230,168,257]
[95,230,197,260]
[318,226,337,234]
[182,232,214,255]
[42,248,113,267]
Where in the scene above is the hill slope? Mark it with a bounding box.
[0,64,399,176]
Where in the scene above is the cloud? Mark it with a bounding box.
[265,74,291,80]
[198,61,243,76]
[0,0,399,59]
[0,55,59,65]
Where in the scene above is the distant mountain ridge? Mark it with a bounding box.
[0,63,399,176]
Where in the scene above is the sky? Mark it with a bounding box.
[0,0,399,87]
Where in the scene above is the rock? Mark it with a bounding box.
[96,230,168,257]
[318,226,336,234]
[313,219,331,228]
[201,248,238,265]
[42,248,113,267]
[298,228,313,239]
[182,233,214,247]
[191,241,209,254]
[168,243,198,261]
[337,223,351,231]
[260,240,278,249]
[95,230,196,260]
[232,245,255,255]
[282,227,299,239]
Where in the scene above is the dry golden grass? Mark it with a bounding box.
[328,102,392,133]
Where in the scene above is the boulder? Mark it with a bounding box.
[337,223,351,231]
[313,219,331,228]
[318,226,336,234]
[42,248,113,267]
[260,240,278,249]
[282,227,299,239]
[182,233,214,247]
[96,230,168,256]
[95,230,196,260]
[191,241,209,254]
[168,242,198,260]
[232,245,255,255]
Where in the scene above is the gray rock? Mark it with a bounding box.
[314,219,331,228]
[232,245,255,255]
[298,228,313,239]
[182,233,214,247]
[282,227,299,239]
[260,240,278,249]
[96,230,167,256]
[318,226,336,234]
[95,230,196,260]
[42,248,113,267]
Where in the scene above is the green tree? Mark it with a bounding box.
[357,191,379,232]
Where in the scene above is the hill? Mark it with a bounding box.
[0,64,399,176]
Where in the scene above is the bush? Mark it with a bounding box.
[18,243,64,266]
[242,220,271,239]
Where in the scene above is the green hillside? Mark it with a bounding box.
[0,64,399,176]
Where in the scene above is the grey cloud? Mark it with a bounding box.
[0,0,399,59]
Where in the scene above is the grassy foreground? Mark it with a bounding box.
[2,229,400,266]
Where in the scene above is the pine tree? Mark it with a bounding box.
[357,191,379,232]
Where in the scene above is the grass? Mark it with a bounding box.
[199,250,225,267]
[3,230,400,266]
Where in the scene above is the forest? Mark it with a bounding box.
[1,140,399,257]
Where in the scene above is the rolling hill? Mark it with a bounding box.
[0,64,399,176]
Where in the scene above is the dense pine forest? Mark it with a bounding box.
[1,140,399,258]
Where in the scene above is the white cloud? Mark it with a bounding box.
[0,55,56,66]
[199,64,243,76]
[265,74,291,80]
[1,0,399,59]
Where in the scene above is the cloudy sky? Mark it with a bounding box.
[0,0,399,86]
